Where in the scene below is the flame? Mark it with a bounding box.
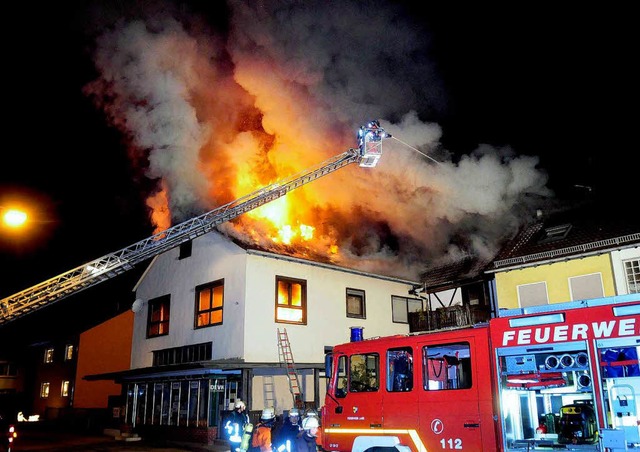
[147,185,171,235]
[247,196,316,245]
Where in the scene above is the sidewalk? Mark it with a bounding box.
[15,427,232,451]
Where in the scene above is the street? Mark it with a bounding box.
[11,427,230,452]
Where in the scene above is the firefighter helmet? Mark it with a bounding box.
[261,407,276,420]
[234,400,246,410]
[302,416,320,430]
[288,408,300,418]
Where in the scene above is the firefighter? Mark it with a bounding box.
[295,415,320,452]
[225,400,250,451]
[250,407,276,452]
[273,408,301,452]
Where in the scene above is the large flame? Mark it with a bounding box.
[85,4,553,280]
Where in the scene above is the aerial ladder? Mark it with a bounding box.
[0,121,390,325]
[277,328,305,410]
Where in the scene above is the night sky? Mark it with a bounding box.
[0,2,635,343]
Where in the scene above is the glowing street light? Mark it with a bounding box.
[2,208,28,228]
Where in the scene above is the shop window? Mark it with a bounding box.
[569,273,604,300]
[518,282,549,308]
[624,259,640,293]
[391,296,422,323]
[346,288,366,318]
[195,279,224,328]
[422,342,472,390]
[40,382,50,398]
[44,348,54,363]
[387,347,413,392]
[147,295,170,338]
[275,276,306,325]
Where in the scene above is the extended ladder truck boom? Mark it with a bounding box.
[0,121,390,325]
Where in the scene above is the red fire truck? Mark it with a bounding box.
[321,294,640,451]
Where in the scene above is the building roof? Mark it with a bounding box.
[420,256,494,292]
[489,202,640,271]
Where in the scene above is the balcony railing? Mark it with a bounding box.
[408,304,491,333]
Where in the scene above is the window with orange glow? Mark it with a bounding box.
[44,348,54,363]
[195,279,224,328]
[61,380,70,397]
[275,276,306,324]
[147,295,170,338]
[40,382,50,398]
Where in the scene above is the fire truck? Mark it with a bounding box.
[321,294,640,451]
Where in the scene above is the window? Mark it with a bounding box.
[624,259,640,293]
[422,342,472,390]
[518,282,549,307]
[147,295,170,338]
[0,361,17,377]
[44,348,54,363]
[153,342,213,366]
[387,347,413,392]
[335,355,348,398]
[64,344,74,361]
[349,353,379,392]
[391,296,422,323]
[275,276,306,324]
[539,223,572,243]
[61,380,70,397]
[196,279,224,328]
[40,382,50,398]
[346,288,366,318]
[179,240,192,259]
[569,273,604,300]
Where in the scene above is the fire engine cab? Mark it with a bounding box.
[321,294,640,451]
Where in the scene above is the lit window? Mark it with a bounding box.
[624,259,640,294]
[64,345,74,361]
[195,279,224,328]
[275,276,306,325]
[44,348,54,363]
[147,295,170,338]
[41,382,50,398]
[61,380,70,397]
[346,288,366,319]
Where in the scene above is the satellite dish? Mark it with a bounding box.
[131,298,144,313]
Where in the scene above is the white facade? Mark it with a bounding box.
[130,231,418,412]
[611,247,640,295]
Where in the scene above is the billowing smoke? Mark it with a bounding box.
[83,0,551,280]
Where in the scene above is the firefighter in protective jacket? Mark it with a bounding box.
[250,407,276,452]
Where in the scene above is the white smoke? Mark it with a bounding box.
[84,0,552,280]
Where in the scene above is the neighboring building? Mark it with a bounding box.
[408,202,640,333]
[29,338,78,420]
[487,203,640,308]
[408,256,496,333]
[86,231,420,442]
[73,310,134,428]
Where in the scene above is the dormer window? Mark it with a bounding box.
[539,223,572,243]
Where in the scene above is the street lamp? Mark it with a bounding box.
[2,208,28,228]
